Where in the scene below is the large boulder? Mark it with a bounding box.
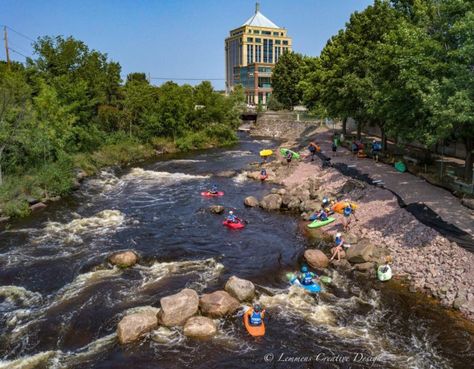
[304,249,329,269]
[260,194,282,210]
[183,316,217,338]
[246,171,261,180]
[109,251,138,268]
[209,205,225,214]
[30,202,47,212]
[117,311,158,344]
[199,290,240,318]
[346,239,375,263]
[225,276,255,302]
[244,196,259,207]
[158,289,199,326]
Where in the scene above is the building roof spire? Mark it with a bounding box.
[256,2,260,13]
[243,2,279,28]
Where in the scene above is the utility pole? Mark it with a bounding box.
[3,26,10,67]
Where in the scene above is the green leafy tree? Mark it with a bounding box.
[271,52,305,109]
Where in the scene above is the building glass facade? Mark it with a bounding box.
[225,3,292,105]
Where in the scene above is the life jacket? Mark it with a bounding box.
[302,272,313,285]
[249,311,263,325]
[309,145,316,153]
[227,215,236,222]
[344,206,352,216]
[335,237,343,246]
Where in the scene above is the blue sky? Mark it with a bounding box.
[1,0,373,89]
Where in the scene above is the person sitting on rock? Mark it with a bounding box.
[260,168,268,181]
[285,150,293,166]
[330,232,345,261]
[208,184,218,194]
[226,210,238,223]
[321,197,335,214]
[248,304,265,326]
[316,208,329,221]
[298,265,318,286]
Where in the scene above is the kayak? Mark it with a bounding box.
[279,148,300,159]
[201,191,224,197]
[243,309,265,337]
[222,220,245,229]
[287,273,321,293]
[307,217,335,229]
[332,201,358,214]
[260,174,268,181]
[260,149,273,157]
[394,161,406,173]
[377,265,392,281]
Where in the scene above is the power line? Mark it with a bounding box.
[8,47,30,59]
[5,25,36,43]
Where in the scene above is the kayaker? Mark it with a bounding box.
[226,211,238,223]
[330,232,345,261]
[248,304,265,326]
[260,168,267,180]
[285,150,292,166]
[317,208,329,221]
[321,197,335,214]
[209,184,218,195]
[298,265,318,286]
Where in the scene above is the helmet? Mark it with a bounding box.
[322,197,329,205]
[229,211,233,215]
[253,304,262,312]
[373,139,376,143]
[301,265,308,273]
[336,232,342,238]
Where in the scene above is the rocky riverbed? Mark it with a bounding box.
[245,123,474,322]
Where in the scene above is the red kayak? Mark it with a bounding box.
[260,175,268,181]
[201,191,224,197]
[222,220,245,229]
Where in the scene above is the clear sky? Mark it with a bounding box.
[1,0,374,89]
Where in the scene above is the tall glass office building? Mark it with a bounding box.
[225,3,292,105]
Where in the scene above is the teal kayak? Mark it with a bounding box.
[286,273,321,293]
[280,148,300,159]
[394,161,406,173]
[307,217,335,229]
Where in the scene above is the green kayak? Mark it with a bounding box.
[280,148,300,159]
[307,217,335,229]
[394,161,406,173]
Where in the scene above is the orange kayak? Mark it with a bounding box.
[332,201,358,214]
[243,309,265,337]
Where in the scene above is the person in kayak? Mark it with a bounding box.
[208,184,219,195]
[248,304,265,326]
[330,232,345,261]
[226,211,238,223]
[298,265,318,286]
[260,168,267,180]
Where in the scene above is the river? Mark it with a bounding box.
[0,134,472,369]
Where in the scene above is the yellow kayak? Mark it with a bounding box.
[260,149,273,157]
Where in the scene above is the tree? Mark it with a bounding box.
[271,52,304,109]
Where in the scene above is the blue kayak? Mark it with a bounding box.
[287,273,321,293]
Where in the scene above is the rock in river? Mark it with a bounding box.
[244,196,259,207]
[183,316,217,338]
[158,288,199,326]
[109,251,139,268]
[209,205,225,214]
[304,249,329,269]
[260,194,282,210]
[117,311,158,344]
[200,290,240,318]
[225,276,255,302]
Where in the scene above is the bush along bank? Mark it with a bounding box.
[0,128,238,222]
[242,153,474,322]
